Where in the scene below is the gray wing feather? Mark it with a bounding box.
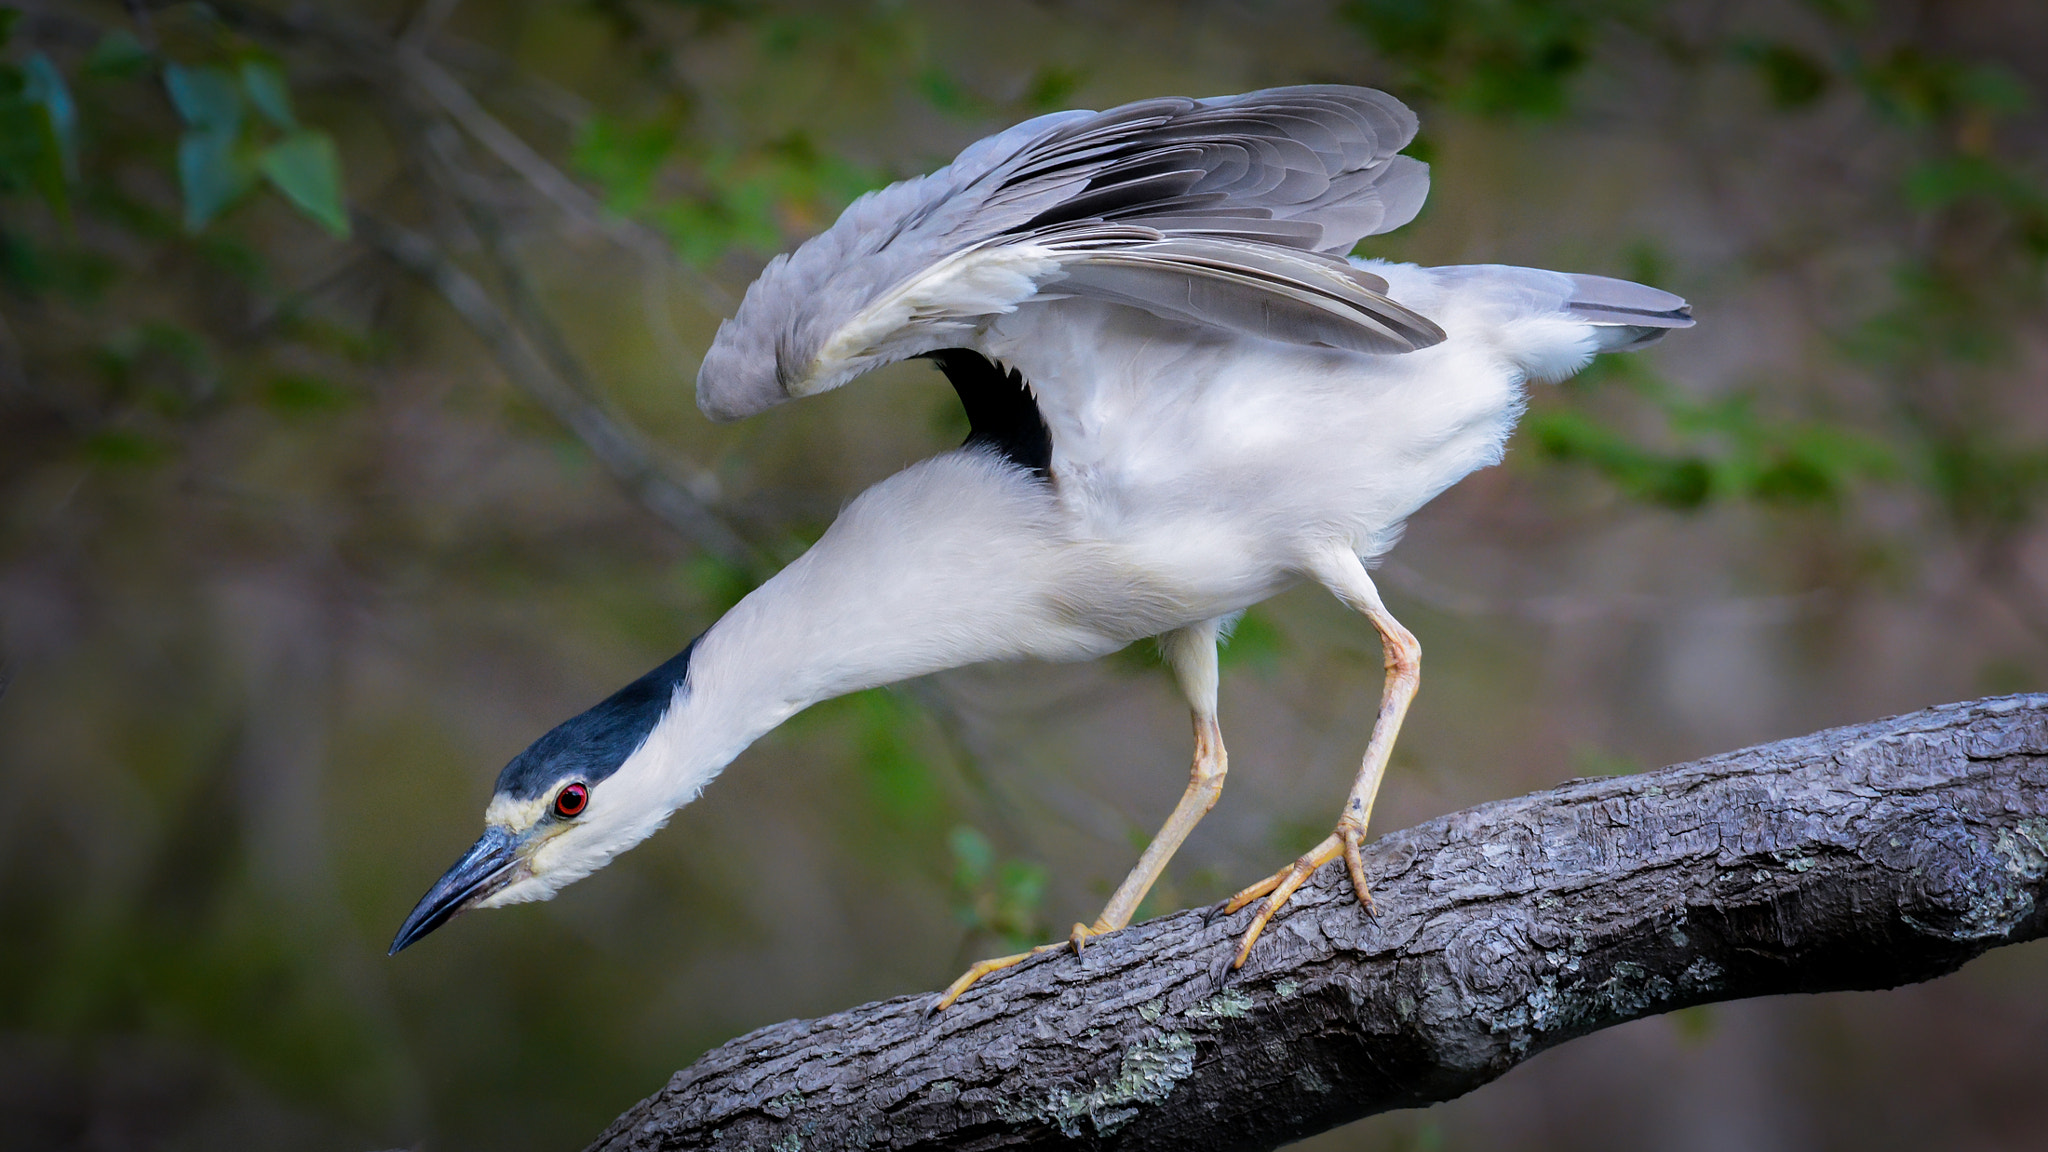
[997,87,1422,247]
[1565,272,1695,350]
[1046,235,1444,353]
[1563,272,1696,328]
[700,86,1437,421]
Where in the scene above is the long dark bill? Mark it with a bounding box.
[389,825,523,955]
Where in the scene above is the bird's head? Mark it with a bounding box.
[389,642,700,954]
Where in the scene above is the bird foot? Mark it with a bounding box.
[933,921,1112,1011]
[1221,820,1374,969]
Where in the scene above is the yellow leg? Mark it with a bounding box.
[1091,713,1226,931]
[1226,548,1419,968]
[935,619,1228,1010]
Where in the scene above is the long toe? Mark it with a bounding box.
[1229,833,1343,968]
[1222,866,1290,917]
[935,949,1035,1012]
[934,930,1098,1011]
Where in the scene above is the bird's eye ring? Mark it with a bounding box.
[554,782,589,819]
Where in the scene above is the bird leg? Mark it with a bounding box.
[1091,710,1228,932]
[935,714,1227,1009]
[935,620,1227,1010]
[1224,549,1418,969]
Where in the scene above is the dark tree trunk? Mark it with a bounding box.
[589,696,2048,1151]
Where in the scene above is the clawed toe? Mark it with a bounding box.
[934,921,1114,1011]
[1225,822,1383,969]
[1227,832,1340,968]
[1339,820,1376,916]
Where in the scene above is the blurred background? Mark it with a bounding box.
[2,0,2045,1148]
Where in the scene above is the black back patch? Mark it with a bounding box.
[495,638,699,799]
[927,349,1054,480]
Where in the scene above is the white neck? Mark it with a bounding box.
[628,449,1116,814]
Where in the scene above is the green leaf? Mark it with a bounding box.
[164,63,241,134]
[0,227,118,298]
[22,129,67,223]
[947,825,1048,949]
[1738,41,1831,110]
[239,60,296,128]
[1340,0,1595,118]
[257,130,348,237]
[177,129,253,231]
[573,112,677,216]
[84,30,154,79]
[914,67,977,115]
[1669,1005,1717,1043]
[1524,407,1717,510]
[1955,62,2032,117]
[82,427,171,467]
[261,372,354,414]
[682,553,759,614]
[0,71,64,218]
[1022,64,1084,111]
[852,691,941,824]
[948,826,994,886]
[0,91,69,221]
[1903,155,2046,214]
[1802,0,1873,28]
[1217,609,1286,675]
[22,54,75,179]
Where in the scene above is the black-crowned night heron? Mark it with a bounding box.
[390,85,1692,1008]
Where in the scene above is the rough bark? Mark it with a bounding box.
[590,696,2048,1152]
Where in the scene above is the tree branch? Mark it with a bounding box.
[161,0,761,567]
[353,212,759,569]
[590,695,2048,1152]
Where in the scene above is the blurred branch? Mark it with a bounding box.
[149,0,765,568]
[395,45,606,234]
[355,212,758,568]
[402,115,774,576]
[398,0,463,52]
[389,25,733,309]
[591,696,2048,1152]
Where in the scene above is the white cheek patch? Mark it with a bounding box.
[484,793,552,831]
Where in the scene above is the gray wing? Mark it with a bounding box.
[698,86,1442,422]
[1562,272,1695,348]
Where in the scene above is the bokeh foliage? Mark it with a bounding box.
[1,2,2044,1150]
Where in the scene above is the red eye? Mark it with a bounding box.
[554,782,589,818]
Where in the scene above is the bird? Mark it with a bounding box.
[389,84,1692,1009]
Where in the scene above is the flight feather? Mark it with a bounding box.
[697,86,1443,421]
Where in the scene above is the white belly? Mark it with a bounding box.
[980,298,1528,630]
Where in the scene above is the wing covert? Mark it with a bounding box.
[698,86,1440,422]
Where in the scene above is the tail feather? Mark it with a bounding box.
[1359,259,1696,368]
[1565,272,1694,350]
